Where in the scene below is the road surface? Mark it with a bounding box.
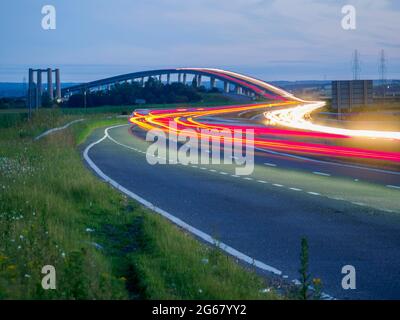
[83,123,400,300]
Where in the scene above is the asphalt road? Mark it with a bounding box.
[84,124,400,300]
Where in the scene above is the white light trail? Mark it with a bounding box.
[264,101,400,140]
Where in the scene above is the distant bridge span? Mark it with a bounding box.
[61,68,302,102]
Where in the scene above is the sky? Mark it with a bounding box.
[0,0,399,82]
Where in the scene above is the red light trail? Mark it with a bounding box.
[128,69,400,164]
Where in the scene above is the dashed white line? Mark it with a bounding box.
[312,171,331,177]
[383,209,395,213]
[84,125,283,278]
[387,185,400,190]
[256,147,400,176]
[264,163,277,167]
[106,127,400,219]
[331,196,343,201]
[352,202,367,207]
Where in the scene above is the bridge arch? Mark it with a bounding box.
[61,68,298,102]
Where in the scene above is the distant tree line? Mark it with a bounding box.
[0,97,26,109]
[63,77,207,108]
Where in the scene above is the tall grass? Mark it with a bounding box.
[0,110,280,300]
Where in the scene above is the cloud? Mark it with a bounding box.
[0,0,399,81]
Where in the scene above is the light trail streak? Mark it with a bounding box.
[128,69,400,164]
[264,101,400,141]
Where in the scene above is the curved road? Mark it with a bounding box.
[84,123,400,300]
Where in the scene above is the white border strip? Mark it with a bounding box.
[83,125,282,276]
[34,119,85,141]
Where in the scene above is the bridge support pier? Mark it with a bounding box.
[224,82,230,93]
[178,73,182,83]
[183,73,187,85]
[28,69,34,113]
[28,67,61,112]
[36,71,42,109]
[197,75,202,87]
[210,77,216,89]
[47,68,53,100]
[167,73,171,85]
[55,68,61,100]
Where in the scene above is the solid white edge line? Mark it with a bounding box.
[34,119,85,140]
[104,124,337,299]
[84,125,283,276]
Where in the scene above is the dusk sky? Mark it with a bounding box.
[1,0,399,82]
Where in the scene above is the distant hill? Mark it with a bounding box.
[0,83,80,98]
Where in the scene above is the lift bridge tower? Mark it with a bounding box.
[27,68,61,116]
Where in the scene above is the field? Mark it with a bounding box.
[0,109,282,299]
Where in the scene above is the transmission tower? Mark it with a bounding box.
[352,50,361,80]
[379,49,387,101]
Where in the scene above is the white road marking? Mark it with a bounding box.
[313,171,331,177]
[264,162,277,167]
[257,180,268,184]
[383,209,395,213]
[387,185,400,190]
[329,196,345,201]
[352,202,367,207]
[256,147,400,176]
[84,125,283,276]
[273,184,284,187]
[243,177,253,181]
[220,171,228,175]
[107,126,400,217]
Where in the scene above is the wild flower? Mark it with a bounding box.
[7,265,17,271]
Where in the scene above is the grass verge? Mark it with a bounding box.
[0,109,280,300]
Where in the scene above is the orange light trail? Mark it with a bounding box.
[128,69,400,164]
[129,103,400,164]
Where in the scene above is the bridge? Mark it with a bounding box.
[61,68,300,102]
